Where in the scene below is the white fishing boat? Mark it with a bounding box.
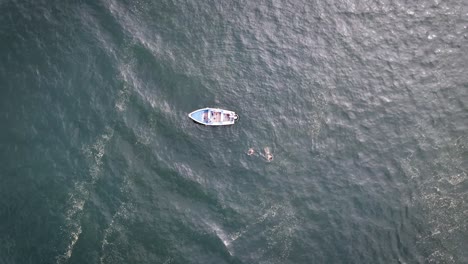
[188,107,238,126]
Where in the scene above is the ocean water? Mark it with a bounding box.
[1,0,467,263]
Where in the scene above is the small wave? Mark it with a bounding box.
[204,202,299,262]
[56,226,82,264]
[211,223,233,248]
[101,0,183,117]
[173,162,206,186]
[114,63,140,112]
[56,128,114,263]
[403,134,467,263]
[103,0,163,59]
[78,5,136,115]
[83,127,114,181]
[162,257,174,264]
[100,202,134,264]
[115,83,131,112]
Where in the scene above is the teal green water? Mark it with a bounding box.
[1,0,467,263]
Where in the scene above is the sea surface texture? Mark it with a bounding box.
[1,0,467,263]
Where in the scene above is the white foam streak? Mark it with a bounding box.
[205,203,298,261]
[56,128,114,263]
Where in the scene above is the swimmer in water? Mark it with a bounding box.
[264,147,273,162]
[266,153,273,161]
[247,148,255,155]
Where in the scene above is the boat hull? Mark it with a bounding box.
[188,108,238,126]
